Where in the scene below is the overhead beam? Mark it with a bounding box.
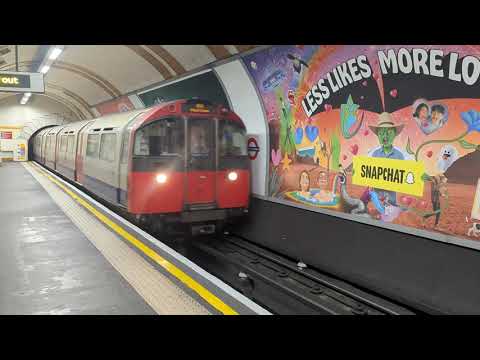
[125,45,172,79]
[144,45,186,75]
[234,45,257,53]
[55,61,122,98]
[206,45,231,60]
[46,82,96,118]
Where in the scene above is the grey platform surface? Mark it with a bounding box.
[0,162,155,315]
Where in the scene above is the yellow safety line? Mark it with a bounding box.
[28,162,238,315]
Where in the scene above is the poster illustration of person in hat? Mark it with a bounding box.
[363,112,408,208]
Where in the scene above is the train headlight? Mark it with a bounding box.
[228,171,238,181]
[156,173,167,184]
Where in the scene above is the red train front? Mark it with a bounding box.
[128,99,250,234]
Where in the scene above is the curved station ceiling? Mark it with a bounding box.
[0,45,258,120]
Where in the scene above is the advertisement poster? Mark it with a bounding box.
[95,96,135,116]
[138,71,230,109]
[243,45,480,244]
[13,141,26,161]
[1,131,12,139]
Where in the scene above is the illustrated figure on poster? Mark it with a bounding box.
[436,145,459,173]
[279,96,296,155]
[423,174,448,228]
[467,223,480,237]
[367,112,406,207]
[297,170,335,203]
[286,53,309,76]
[412,99,448,135]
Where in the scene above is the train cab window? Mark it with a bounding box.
[134,118,184,157]
[190,121,211,156]
[99,133,116,162]
[67,135,75,154]
[218,120,247,157]
[86,134,100,158]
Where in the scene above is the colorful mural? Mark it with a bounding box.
[243,45,480,244]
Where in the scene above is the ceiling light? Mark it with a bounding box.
[25,92,31,97]
[49,47,63,60]
[41,65,50,74]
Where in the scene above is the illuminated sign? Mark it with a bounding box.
[0,71,44,93]
[352,156,426,196]
[189,103,211,113]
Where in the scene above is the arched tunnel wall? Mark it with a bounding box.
[84,45,480,313]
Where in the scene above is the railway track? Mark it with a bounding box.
[160,231,420,315]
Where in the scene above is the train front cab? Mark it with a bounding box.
[128,103,249,233]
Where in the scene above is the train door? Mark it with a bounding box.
[186,118,216,205]
[118,113,143,207]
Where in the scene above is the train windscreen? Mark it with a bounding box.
[134,118,184,157]
[218,120,247,157]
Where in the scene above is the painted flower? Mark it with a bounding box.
[271,149,282,167]
[461,109,480,133]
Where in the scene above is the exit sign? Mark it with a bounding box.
[0,71,44,93]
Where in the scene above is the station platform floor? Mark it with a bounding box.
[0,162,265,315]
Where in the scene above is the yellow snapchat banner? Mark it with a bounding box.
[352,156,426,197]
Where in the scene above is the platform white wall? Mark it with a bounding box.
[214,60,268,196]
[0,95,81,132]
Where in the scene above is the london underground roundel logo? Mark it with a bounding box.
[247,137,260,160]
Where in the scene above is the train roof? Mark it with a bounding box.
[59,120,94,134]
[86,109,147,131]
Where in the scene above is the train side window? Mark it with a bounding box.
[134,118,184,156]
[86,134,100,158]
[99,133,116,162]
[60,135,67,153]
[67,135,75,154]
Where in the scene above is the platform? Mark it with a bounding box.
[0,162,267,315]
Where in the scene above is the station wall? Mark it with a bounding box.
[240,45,480,252]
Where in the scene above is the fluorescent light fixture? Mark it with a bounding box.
[40,65,50,74]
[25,92,31,97]
[49,47,63,60]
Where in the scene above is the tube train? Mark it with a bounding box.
[32,99,250,235]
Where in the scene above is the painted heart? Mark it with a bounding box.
[390,89,398,98]
[350,144,359,155]
[295,127,303,144]
[343,155,347,160]
[400,196,414,206]
[418,200,427,209]
[324,104,332,112]
[364,129,370,136]
[362,80,367,86]
[426,150,433,158]
[305,125,319,142]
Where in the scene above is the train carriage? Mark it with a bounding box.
[32,99,250,235]
[44,126,65,170]
[55,120,93,182]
